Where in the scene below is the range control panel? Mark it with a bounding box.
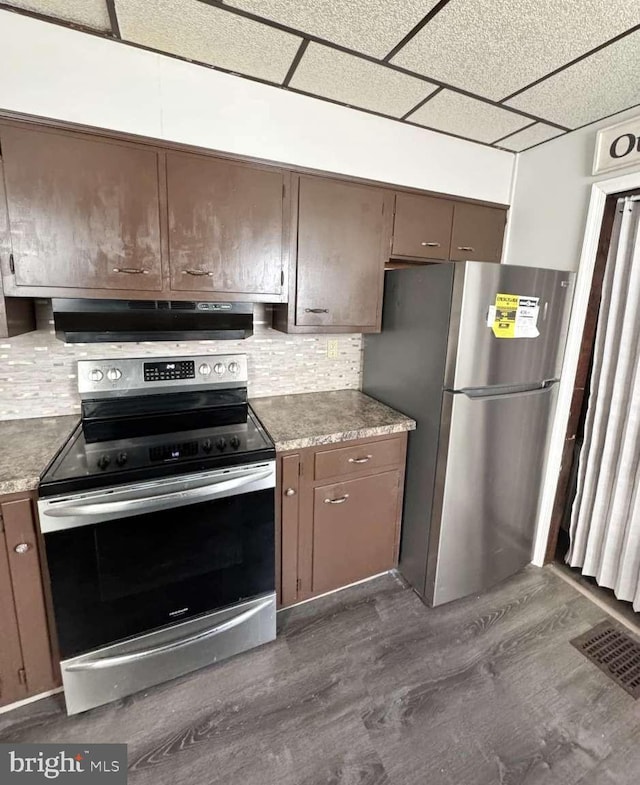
[143,360,196,382]
[78,354,248,398]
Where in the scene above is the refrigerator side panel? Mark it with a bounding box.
[446,262,575,390]
[363,265,455,594]
[429,384,558,606]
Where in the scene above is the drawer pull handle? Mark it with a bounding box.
[284,488,296,497]
[348,455,372,464]
[113,267,150,275]
[324,494,349,505]
[305,308,329,314]
[420,242,441,247]
[457,246,474,252]
[14,543,30,554]
[183,269,214,277]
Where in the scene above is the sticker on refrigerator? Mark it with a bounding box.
[490,293,540,338]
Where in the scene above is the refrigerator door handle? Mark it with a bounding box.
[457,379,558,401]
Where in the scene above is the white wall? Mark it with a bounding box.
[0,10,514,204]
[505,105,640,271]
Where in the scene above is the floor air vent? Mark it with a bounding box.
[571,621,640,698]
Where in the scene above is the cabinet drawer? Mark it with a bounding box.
[312,471,399,595]
[314,437,403,481]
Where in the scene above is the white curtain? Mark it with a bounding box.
[568,197,640,610]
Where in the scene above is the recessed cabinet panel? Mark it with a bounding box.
[295,176,388,329]
[450,203,506,264]
[0,524,25,707]
[392,193,453,260]
[167,153,285,295]
[1,126,163,290]
[311,471,399,595]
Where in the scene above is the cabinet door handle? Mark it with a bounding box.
[457,246,475,252]
[14,543,30,554]
[305,308,329,314]
[421,242,441,247]
[324,494,349,504]
[348,455,372,464]
[182,269,214,277]
[113,267,150,275]
[284,488,296,497]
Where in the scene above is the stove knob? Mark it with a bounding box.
[228,362,240,374]
[89,369,104,382]
[216,437,226,451]
[107,367,122,382]
[213,362,226,375]
[230,436,241,450]
[199,363,212,377]
[202,438,212,453]
[115,452,128,467]
[97,455,111,470]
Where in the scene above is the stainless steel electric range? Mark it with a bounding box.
[38,354,276,715]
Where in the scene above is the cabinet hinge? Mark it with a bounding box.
[9,253,15,274]
[296,578,302,592]
[18,667,27,686]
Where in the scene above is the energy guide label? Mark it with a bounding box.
[487,293,540,339]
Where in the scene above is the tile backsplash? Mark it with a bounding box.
[0,302,363,420]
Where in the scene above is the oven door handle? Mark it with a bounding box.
[64,597,272,671]
[40,464,274,529]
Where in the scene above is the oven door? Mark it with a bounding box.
[38,461,275,659]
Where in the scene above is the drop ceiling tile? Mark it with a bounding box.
[506,31,640,129]
[5,0,111,30]
[391,0,640,101]
[289,43,437,118]
[406,90,531,144]
[115,0,301,83]
[226,0,440,59]
[498,124,565,152]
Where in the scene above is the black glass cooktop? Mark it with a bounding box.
[39,408,274,497]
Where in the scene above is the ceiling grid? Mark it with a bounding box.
[1,0,639,153]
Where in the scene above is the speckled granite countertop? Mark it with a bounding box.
[250,390,415,452]
[0,415,78,496]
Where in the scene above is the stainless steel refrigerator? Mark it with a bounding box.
[363,261,575,606]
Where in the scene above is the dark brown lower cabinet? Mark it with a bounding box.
[0,492,58,708]
[277,433,407,607]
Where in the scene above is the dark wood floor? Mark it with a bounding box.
[1,567,639,784]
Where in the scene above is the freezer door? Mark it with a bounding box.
[426,383,557,606]
[446,262,574,390]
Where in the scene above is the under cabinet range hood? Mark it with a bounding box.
[52,299,254,343]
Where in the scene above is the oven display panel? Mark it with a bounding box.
[143,360,195,382]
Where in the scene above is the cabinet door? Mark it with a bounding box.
[295,176,390,329]
[3,497,57,697]
[391,193,453,260]
[450,203,506,263]
[1,126,163,290]
[0,524,26,707]
[167,153,285,296]
[280,454,301,607]
[312,471,399,595]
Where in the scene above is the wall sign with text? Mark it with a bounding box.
[593,115,640,176]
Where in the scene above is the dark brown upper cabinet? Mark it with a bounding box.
[167,153,287,299]
[391,193,453,261]
[0,158,34,337]
[1,125,163,292]
[274,175,393,333]
[450,202,507,264]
